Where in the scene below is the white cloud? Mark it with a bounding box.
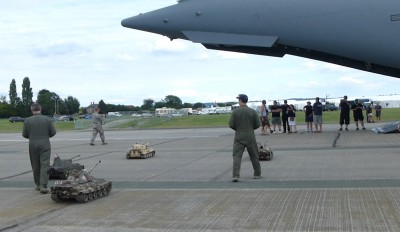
[339,76,366,84]
[148,38,188,53]
[116,53,139,61]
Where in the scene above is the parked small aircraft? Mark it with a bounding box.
[122,0,400,78]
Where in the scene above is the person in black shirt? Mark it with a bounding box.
[303,101,313,132]
[313,97,323,133]
[339,95,350,131]
[270,101,282,133]
[281,100,291,133]
[351,99,366,130]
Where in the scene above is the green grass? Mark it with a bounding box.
[0,119,75,133]
[1,108,399,132]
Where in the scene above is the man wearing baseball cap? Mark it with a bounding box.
[229,94,261,182]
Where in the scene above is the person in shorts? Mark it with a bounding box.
[270,100,282,133]
[260,100,271,135]
[312,97,323,132]
[287,104,297,133]
[339,95,350,131]
[351,99,366,130]
[374,102,382,122]
[303,101,313,132]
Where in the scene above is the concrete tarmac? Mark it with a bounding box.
[1,123,400,231]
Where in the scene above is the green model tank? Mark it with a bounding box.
[50,160,112,203]
[126,143,155,159]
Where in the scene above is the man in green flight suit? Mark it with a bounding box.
[22,103,56,193]
[229,94,261,182]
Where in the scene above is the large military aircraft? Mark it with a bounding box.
[121,0,400,78]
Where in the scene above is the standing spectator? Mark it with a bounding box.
[313,97,323,132]
[339,95,350,131]
[366,103,373,123]
[270,100,282,133]
[90,107,107,145]
[375,102,382,122]
[229,94,261,182]
[281,100,291,133]
[22,103,57,194]
[260,100,271,135]
[287,104,297,133]
[303,101,314,132]
[351,99,366,130]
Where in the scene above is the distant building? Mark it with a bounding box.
[86,102,98,114]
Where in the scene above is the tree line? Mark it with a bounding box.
[138,96,234,112]
[0,77,80,118]
[0,77,236,118]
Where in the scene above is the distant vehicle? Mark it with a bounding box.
[131,113,141,118]
[171,113,183,117]
[107,112,122,117]
[155,107,176,117]
[59,115,74,121]
[323,103,338,111]
[84,115,92,120]
[9,116,25,123]
[141,113,153,118]
[215,107,232,114]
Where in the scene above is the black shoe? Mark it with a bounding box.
[338,128,342,131]
[345,128,348,131]
[356,128,359,130]
[362,127,366,130]
[232,178,239,183]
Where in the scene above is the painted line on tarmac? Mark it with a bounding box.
[3,179,400,189]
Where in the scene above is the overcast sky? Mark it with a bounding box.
[1,0,400,108]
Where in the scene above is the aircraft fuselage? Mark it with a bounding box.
[122,0,400,78]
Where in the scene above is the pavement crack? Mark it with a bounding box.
[332,132,341,147]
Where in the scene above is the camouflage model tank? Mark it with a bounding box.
[50,160,112,203]
[49,154,84,179]
[257,141,273,161]
[126,143,155,159]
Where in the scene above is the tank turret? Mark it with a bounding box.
[49,154,84,179]
[257,141,273,161]
[50,160,112,203]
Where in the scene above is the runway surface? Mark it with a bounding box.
[1,123,400,231]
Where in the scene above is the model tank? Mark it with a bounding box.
[126,143,155,159]
[49,154,85,179]
[50,160,112,203]
[257,141,273,161]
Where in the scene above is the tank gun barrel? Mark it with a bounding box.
[88,160,101,174]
